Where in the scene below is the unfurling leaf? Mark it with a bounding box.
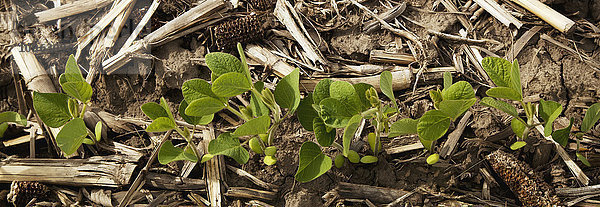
[426,153,439,165]
[232,115,270,137]
[158,141,198,164]
[552,118,573,147]
[274,68,301,112]
[94,122,102,142]
[342,115,362,156]
[539,99,562,137]
[295,142,332,182]
[367,133,381,153]
[429,89,443,108]
[576,152,591,167]
[510,59,523,98]
[208,132,249,164]
[201,154,214,163]
[443,72,452,89]
[314,117,335,147]
[389,118,418,137]
[582,103,600,133]
[59,55,92,103]
[33,92,71,128]
[250,82,269,117]
[510,141,527,150]
[380,71,396,107]
[353,83,375,111]
[56,118,88,155]
[249,137,263,154]
[417,110,451,141]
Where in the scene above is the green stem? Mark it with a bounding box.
[374,110,382,155]
[226,104,249,122]
[79,103,87,118]
[332,142,343,151]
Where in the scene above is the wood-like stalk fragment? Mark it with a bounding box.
[510,0,575,34]
[369,50,415,65]
[32,0,114,24]
[225,187,277,201]
[300,68,412,92]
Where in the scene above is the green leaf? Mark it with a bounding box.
[552,117,573,147]
[429,89,443,108]
[158,141,198,164]
[264,156,277,165]
[212,72,251,97]
[389,118,418,137]
[346,150,360,163]
[0,111,27,126]
[342,115,362,156]
[427,153,439,165]
[353,83,374,111]
[319,98,354,128]
[201,154,214,163]
[298,94,318,131]
[482,57,512,87]
[510,141,527,150]
[232,115,270,137]
[60,81,93,103]
[0,123,7,138]
[417,110,451,141]
[250,82,269,117]
[205,52,244,80]
[67,98,78,118]
[420,138,433,151]
[380,71,395,105]
[330,81,362,114]
[486,87,522,101]
[334,154,345,168]
[237,43,252,84]
[576,152,591,167]
[442,81,475,100]
[443,72,452,90]
[182,79,220,103]
[146,117,176,132]
[186,97,226,117]
[141,102,169,120]
[582,103,600,133]
[295,142,332,182]
[94,122,102,142]
[367,132,381,152]
[438,98,476,120]
[82,138,94,145]
[159,97,175,122]
[510,59,523,98]
[249,137,263,154]
[265,146,277,156]
[60,55,85,83]
[539,99,562,137]
[274,68,301,112]
[56,118,87,155]
[511,118,527,139]
[314,117,336,147]
[313,79,333,106]
[480,97,520,118]
[33,92,71,128]
[360,155,378,164]
[179,100,213,125]
[208,132,249,164]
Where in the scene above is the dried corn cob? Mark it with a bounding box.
[486,150,560,207]
[246,0,275,11]
[7,181,49,206]
[211,14,266,51]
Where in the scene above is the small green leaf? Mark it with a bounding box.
[581,103,600,133]
[442,81,475,101]
[482,57,512,87]
[146,117,176,132]
[295,141,332,182]
[480,97,520,118]
[205,52,244,80]
[250,82,269,117]
[33,92,71,128]
[313,79,333,105]
[259,133,268,143]
[67,98,78,118]
[343,115,362,156]
[367,132,381,153]
[233,115,270,137]
[417,110,451,141]
[264,146,277,156]
[510,59,523,98]
[319,98,354,128]
[82,138,94,145]
[158,141,198,164]
[380,71,396,105]
[159,97,175,122]
[0,111,27,126]
[426,154,439,165]
[275,68,301,112]
[298,94,318,131]
[576,152,591,167]
[360,155,378,164]
[201,154,214,163]
[443,72,452,90]
[334,154,345,168]
[182,79,220,103]
[264,156,277,165]
[141,102,169,120]
[314,117,336,147]
[438,98,476,120]
[237,43,252,84]
[56,118,88,155]
[208,132,249,164]
[94,122,102,142]
[179,100,213,125]
[212,72,251,97]
[552,117,573,147]
[186,97,225,117]
[353,83,375,111]
[429,89,443,108]
[0,123,8,138]
[486,87,522,101]
[511,118,526,139]
[347,150,360,163]
[249,137,263,154]
[510,141,527,150]
[539,99,562,137]
[330,81,362,114]
[60,55,85,83]
[60,81,93,103]
[389,118,418,137]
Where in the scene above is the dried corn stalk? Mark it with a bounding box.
[211,14,268,50]
[486,150,560,207]
[7,181,49,206]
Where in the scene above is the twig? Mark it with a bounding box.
[226,165,279,191]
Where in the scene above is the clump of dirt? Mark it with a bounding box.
[153,39,205,93]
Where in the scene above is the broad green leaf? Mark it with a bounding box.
[141,102,169,120]
[274,68,301,112]
[159,97,175,122]
[353,83,374,111]
[510,141,527,150]
[182,79,219,103]
[201,154,214,163]
[205,52,244,80]
[0,123,7,138]
[380,71,395,104]
[510,59,523,98]
[334,154,345,168]
[265,146,277,156]
[330,81,362,114]
[347,150,360,163]
[429,89,443,109]
[313,79,333,105]
[212,72,251,97]
[427,153,439,165]
[0,111,27,126]
[482,57,512,87]
[94,122,102,142]
[314,117,335,147]
[33,92,71,128]
[60,55,85,83]
[186,97,226,117]
[319,98,354,128]
[295,142,332,182]
[264,156,277,165]
[208,132,249,164]
[389,118,418,137]
[67,98,78,118]
[179,100,213,125]
[511,118,527,139]
[442,81,475,100]
[249,137,263,154]
[250,82,269,117]
[297,94,318,131]
[486,87,522,101]
[539,99,562,137]
[232,115,270,137]
[56,118,87,155]
[342,115,362,156]
[237,43,253,84]
[443,72,452,89]
[582,103,600,133]
[360,155,378,164]
[552,118,573,147]
[146,117,176,132]
[480,97,519,118]
[417,110,451,141]
[438,98,476,120]
[60,81,93,103]
[577,152,591,167]
[158,141,198,164]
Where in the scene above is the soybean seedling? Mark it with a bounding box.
[142,43,301,166]
[32,55,103,155]
[389,72,476,165]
